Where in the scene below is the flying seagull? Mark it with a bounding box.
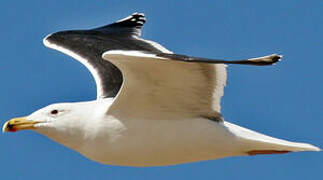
[3,13,320,166]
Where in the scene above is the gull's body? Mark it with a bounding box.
[3,13,320,166]
[29,98,318,166]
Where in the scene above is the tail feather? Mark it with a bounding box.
[224,121,321,155]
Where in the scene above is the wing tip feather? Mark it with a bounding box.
[247,54,283,66]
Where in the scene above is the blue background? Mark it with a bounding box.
[0,1,322,179]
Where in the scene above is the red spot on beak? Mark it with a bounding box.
[7,125,17,132]
[9,127,17,132]
[6,123,17,132]
[247,150,291,156]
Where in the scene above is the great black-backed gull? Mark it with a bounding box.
[3,13,320,166]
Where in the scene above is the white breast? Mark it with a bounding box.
[76,115,244,166]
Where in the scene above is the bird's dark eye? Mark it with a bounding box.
[51,110,58,115]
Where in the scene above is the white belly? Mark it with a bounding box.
[77,117,244,166]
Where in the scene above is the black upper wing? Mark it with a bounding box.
[44,12,167,98]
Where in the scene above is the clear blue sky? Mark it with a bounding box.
[0,1,322,179]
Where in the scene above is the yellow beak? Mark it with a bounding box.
[2,117,39,132]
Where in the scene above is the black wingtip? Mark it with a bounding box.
[271,54,283,64]
[93,12,146,37]
[247,54,283,66]
[112,12,146,28]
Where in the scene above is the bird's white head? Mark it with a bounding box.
[2,101,109,149]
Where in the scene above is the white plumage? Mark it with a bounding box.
[2,13,320,167]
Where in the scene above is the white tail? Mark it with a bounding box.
[224,121,321,155]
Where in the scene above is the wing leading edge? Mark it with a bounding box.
[43,13,171,99]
